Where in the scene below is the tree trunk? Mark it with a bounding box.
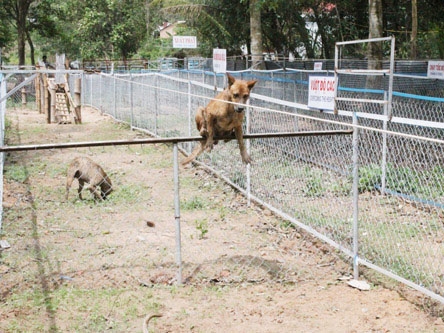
[250,0,263,69]
[367,0,383,89]
[17,0,33,67]
[410,0,417,59]
[368,0,383,70]
[26,30,35,66]
[17,25,26,67]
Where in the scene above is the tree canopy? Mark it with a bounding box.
[0,0,443,65]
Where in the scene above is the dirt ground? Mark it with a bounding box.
[0,106,443,333]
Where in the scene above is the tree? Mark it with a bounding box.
[0,5,13,51]
[155,0,250,58]
[71,0,146,60]
[0,0,36,66]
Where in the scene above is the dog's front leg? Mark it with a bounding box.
[204,114,215,152]
[234,126,252,164]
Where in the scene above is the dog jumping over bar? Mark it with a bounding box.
[66,156,113,201]
[182,73,257,165]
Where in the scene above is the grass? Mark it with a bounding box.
[108,183,150,204]
[358,163,444,199]
[181,195,208,210]
[4,163,30,183]
[3,286,160,332]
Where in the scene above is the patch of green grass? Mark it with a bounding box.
[303,167,325,197]
[108,183,149,204]
[4,164,29,182]
[357,163,444,199]
[194,218,209,239]
[231,170,246,188]
[4,286,161,332]
[181,196,208,210]
[358,163,382,193]
[217,206,229,221]
[4,160,65,184]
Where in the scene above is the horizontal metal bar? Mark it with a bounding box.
[336,36,393,46]
[336,97,387,104]
[0,130,353,152]
[336,69,391,74]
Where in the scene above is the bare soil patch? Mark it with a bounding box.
[0,107,442,332]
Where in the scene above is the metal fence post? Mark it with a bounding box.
[173,143,182,285]
[246,99,251,206]
[99,74,102,112]
[130,73,134,128]
[155,75,159,136]
[352,113,360,279]
[113,74,116,119]
[90,74,93,107]
[187,80,192,153]
[381,91,388,194]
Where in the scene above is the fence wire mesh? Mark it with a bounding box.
[2,68,444,311]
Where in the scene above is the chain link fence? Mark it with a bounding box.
[1,67,444,309]
[80,69,444,306]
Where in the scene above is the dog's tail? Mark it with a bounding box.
[181,142,205,165]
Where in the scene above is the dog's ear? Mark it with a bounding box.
[227,73,236,87]
[247,80,257,90]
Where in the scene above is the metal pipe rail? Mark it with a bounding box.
[0,130,353,152]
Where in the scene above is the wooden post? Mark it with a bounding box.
[35,74,41,114]
[74,78,82,124]
[49,87,56,123]
[43,75,50,123]
[40,75,45,114]
[21,88,27,106]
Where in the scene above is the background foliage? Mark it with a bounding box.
[0,0,443,65]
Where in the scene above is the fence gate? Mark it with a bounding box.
[334,36,395,120]
[333,36,396,280]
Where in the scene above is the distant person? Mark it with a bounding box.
[42,55,55,69]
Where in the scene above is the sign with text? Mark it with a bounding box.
[308,76,336,111]
[314,62,323,70]
[427,61,444,79]
[213,48,227,73]
[173,36,197,49]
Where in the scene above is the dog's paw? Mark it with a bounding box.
[242,154,253,164]
[199,128,208,137]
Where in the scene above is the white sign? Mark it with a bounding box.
[55,53,66,84]
[173,36,197,49]
[308,76,336,111]
[427,61,444,79]
[314,62,323,70]
[213,48,227,73]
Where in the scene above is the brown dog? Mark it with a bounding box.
[66,156,113,201]
[182,73,257,165]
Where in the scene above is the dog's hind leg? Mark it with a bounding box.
[196,107,208,137]
[181,141,205,165]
